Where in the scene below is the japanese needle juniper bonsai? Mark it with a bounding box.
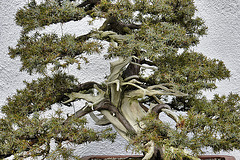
[1,0,240,159]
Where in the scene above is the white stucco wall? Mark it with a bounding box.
[0,0,239,159]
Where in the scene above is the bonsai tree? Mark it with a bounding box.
[1,0,240,159]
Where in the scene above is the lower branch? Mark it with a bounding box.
[95,100,137,136]
[63,105,92,125]
[89,112,111,126]
[151,104,171,117]
[150,104,179,123]
[0,136,48,159]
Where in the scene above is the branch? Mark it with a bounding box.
[63,84,105,104]
[0,135,48,159]
[122,57,157,80]
[89,112,111,126]
[150,104,171,115]
[95,100,136,135]
[63,105,93,125]
[130,61,157,70]
[62,79,137,135]
[91,31,127,46]
[66,81,103,93]
[58,81,103,106]
[161,109,179,123]
[128,83,188,99]
[139,102,149,112]
[150,104,179,123]
[107,57,132,82]
[140,59,156,66]
[75,32,93,42]
[99,16,141,35]
[148,84,187,96]
[122,57,141,79]
[63,97,136,138]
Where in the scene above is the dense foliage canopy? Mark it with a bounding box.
[1,0,239,159]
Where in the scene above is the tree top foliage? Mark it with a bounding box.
[1,0,239,159]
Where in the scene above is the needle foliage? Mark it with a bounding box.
[1,0,239,159]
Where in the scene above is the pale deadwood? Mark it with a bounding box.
[143,140,155,160]
[62,57,188,159]
[89,112,111,126]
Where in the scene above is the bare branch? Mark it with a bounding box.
[75,32,93,42]
[89,112,111,126]
[150,104,179,123]
[63,105,93,125]
[95,100,136,135]
[151,104,171,115]
[63,84,105,104]
[67,81,103,93]
[139,102,149,112]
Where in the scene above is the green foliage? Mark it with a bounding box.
[1,0,239,159]
[153,51,230,92]
[130,93,240,157]
[0,110,116,159]
[16,0,86,34]
[129,113,196,159]
[185,93,240,152]
[134,0,207,36]
[9,33,102,75]
[1,72,77,117]
[109,22,192,58]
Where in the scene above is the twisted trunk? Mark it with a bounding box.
[62,57,188,159]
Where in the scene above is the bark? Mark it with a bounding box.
[68,81,104,92]
[95,100,137,135]
[58,81,103,104]
[63,105,93,125]
[99,16,141,35]
[60,57,185,159]
[151,104,171,117]
[75,32,93,42]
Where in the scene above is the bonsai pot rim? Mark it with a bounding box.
[198,155,236,160]
[81,154,236,160]
[80,155,143,160]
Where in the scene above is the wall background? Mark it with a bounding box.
[0,0,239,159]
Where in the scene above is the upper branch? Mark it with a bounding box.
[16,0,86,34]
[64,81,104,93]
[99,16,141,35]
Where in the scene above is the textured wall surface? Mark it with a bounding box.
[0,0,239,159]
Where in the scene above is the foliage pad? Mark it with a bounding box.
[1,0,239,159]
